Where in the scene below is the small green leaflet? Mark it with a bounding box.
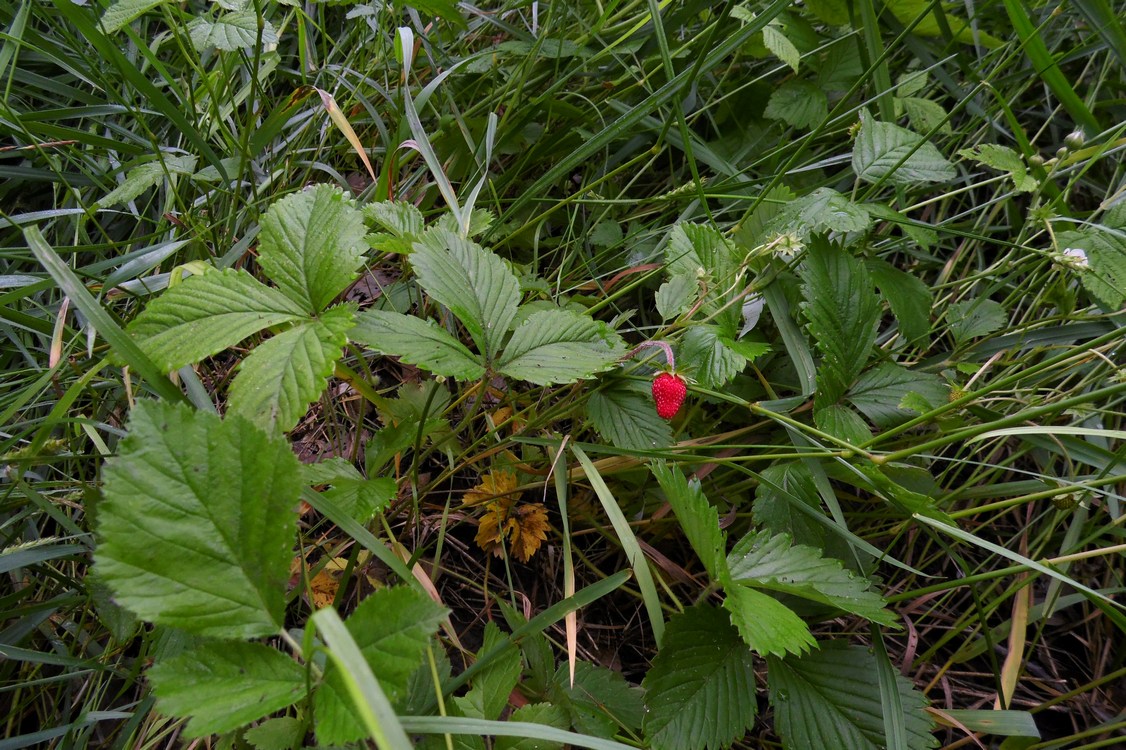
[947,298,1006,343]
[1055,227,1126,309]
[365,200,426,238]
[958,144,1037,193]
[776,188,871,236]
[97,154,197,208]
[722,582,816,657]
[352,310,485,380]
[495,704,569,750]
[768,642,937,750]
[244,716,305,750]
[679,325,748,388]
[847,362,946,428]
[650,462,725,578]
[96,401,300,639]
[454,623,524,721]
[586,380,673,451]
[866,259,933,343]
[765,80,828,129]
[814,402,873,445]
[100,0,174,34]
[852,112,955,187]
[642,605,758,750]
[548,661,645,738]
[148,642,305,737]
[762,23,800,72]
[497,310,625,385]
[188,10,277,52]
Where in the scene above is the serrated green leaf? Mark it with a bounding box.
[866,259,933,344]
[188,10,277,52]
[765,80,828,129]
[227,305,355,434]
[100,0,174,34]
[800,238,880,405]
[805,0,850,25]
[125,268,308,371]
[548,661,645,738]
[258,185,366,313]
[498,310,624,385]
[655,273,697,320]
[1057,227,1126,309]
[753,462,827,549]
[244,716,304,750]
[458,623,524,721]
[392,0,467,29]
[302,459,397,523]
[763,24,800,72]
[494,704,569,750]
[315,586,448,745]
[947,298,1006,344]
[768,642,937,750]
[723,582,816,657]
[958,144,1036,192]
[726,530,895,625]
[365,201,425,238]
[848,363,946,428]
[97,401,300,638]
[901,96,951,135]
[650,462,725,578]
[852,112,955,186]
[665,222,738,285]
[411,229,520,360]
[98,154,198,207]
[735,185,795,251]
[814,403,873,444]
[680,325,747,388]
[351,310,485,379]
[148,642,305,737]
[586,380,673,451]
[778,188,871,237]
[642,605,758,750]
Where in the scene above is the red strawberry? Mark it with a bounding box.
[652,372,687,419]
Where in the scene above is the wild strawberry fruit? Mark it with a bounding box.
[652,372,687,419]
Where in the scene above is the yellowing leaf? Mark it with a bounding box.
[467,470,548,561]
[507,503,550,562]
[463,470,522,508]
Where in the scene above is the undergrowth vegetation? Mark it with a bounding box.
[2,1,1124,749]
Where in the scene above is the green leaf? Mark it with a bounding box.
[188,11,277,52]
[100,0,174,34]
[763,24,800,72]
[777,188,871,236]
[97,154,197,207]
[900,96,952,136]
[642,604,758,750]
[365,201,425,238]
[586,380,673,451]
[805,0,850,25]
[765,80,828,129]
[938,710,1039,739]
[456,623,524,721]
[947,299,1006,344]
[799,238,880,405]
[650,461,725,578]
[495,704,569,750]
[852,113,955,187]
[726,530,895,625]
[863,203,938,249]
[258,185,367,313]
[227,305,355,434]
[848,363,946,428]
[722,582,816,657]
[866,259,933,344]
[548,661,645,738]
[814,403,873,445]
[411,229,520,360]
[768,642,937,750]
[1057,227,1126,309]
[148,642,305,737]
[958,144,1036,193]
[390,0,467,29]
[753,462,828,549]
[655,273,697,321]
[244,716,305,750]
[125,269,309,371]
[665,223,738,287]
[498,310,625,385]
[351,310,486,380]
[679,325,747,388]
[97,401,300,638]
[302,459,397,523]
[315,586,448,745]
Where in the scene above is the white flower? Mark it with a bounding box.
[1056,247,1089,269]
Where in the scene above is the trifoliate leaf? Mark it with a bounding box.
[351,309,486,380]
[498,310,625,385]
[148,642,305,737]
[258,185,367,314]
[642,604,758,750]
[768,642,937,750]
[852,112,955,186]
[97,401,300,639]
[124,268,308,371]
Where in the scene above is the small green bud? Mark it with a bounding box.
[1064,131,1085,150]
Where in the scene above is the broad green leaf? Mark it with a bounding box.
[188,10,277,52]
[765,80,828,129]
[455,623,524,721]
[97,401,300,638]
[495,704,568,750]
[315,586,448,745]
[799,238,880,405]
[642,605,758,750]
[650,462,725,578]
[259,185,367,313]
[814,403,873,444]
[665,223,738,288]
[244,716,305,750]
[768,642,937,750]
[947,298,1006,344]
[586,380,673,451]
[723,582,815,657]
[352,309,486,379]
[763,24,800,72]
[848,363,946,428]
[227,305,356,434]
[1056,227,1126,309]
[365,201,425,238]
[548,661,645,738]
[411,229,520,360]
[100,0,174,34]
[679,325,747,388]
[958,144,1036,193]
[148,642,305,737]
[98,154,197,207]
[498,310,625,385]
[866,259,933,344]
[726,530,895,625]
[125,269,309,370]
[655,273,697,320]
[777,188,871,236]
[852,113,955,187]
[817,38,862,90]
[896,70,928,98]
